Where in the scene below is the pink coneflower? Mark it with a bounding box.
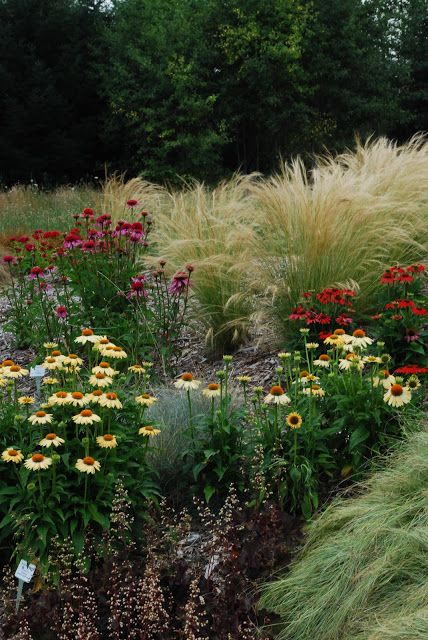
[56,305,68,319]
[2,255,16,265]
[24,243,36,252]
[405,329,421,343]
[168,271,190,294]
[28,266,44,279]
[81,240,96,252]
[127,276,148,299]
[82,207,95,217]
[63,233,82,249]
[127,199,138,207]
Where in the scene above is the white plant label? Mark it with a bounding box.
[15,560,36,583]
[30,366,46,378]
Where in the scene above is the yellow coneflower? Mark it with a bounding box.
[24,453,52,471]
[93,338,112,353]
[174,373,201,391]
[407,375,421,390]
[92,362,118,377]
[104,345,127,359]
[142,361,154,368]
[324,334,345,348]
[302,384,325,397]
[383,384,412,407]
[74,328,104,345]
[4,365,29,379]
[278,352,291,359]
[286,412,303,429]
[96,434,118,448]
[264,385,291,405]
[88,372,113,388]
[299,373,319,384]
[339,353,363,371]
[236,375,252,383]
[98,392,123,409]
[63,354,84,367]
[128,364,146,375]
[314,354,331,368]
[69,391,88,407]
[306,342,319,350]
[42,377,59,385]
[363,355,382,364]
[0,377,6,387]
[72,409,101,425]
[1,448,23,464]
[202,383,221,398]
[43,357,63,371]
[48,391,71,406]
[43,342,58,350]
[373,370,396,389]
[138,425,161,437]
[18,396,35,405]
[135,393,158,407]
[39,433,65,448]
[85,389,105,404]
[50,350,66,363]
[350,329,373,349]
[75,456,100,474]
[28,411,53,425]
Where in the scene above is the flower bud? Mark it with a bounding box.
[223,355,233,363]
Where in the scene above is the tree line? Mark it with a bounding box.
[0,0,426,185]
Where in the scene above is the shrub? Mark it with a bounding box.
[259,417,428,640]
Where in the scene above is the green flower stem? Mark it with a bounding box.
[186,389,194,446]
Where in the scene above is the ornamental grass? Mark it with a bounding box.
[259,418,428,640]
[150,174,259,355]
[251,135,428,341]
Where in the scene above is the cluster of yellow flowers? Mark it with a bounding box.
[1,329,159,477]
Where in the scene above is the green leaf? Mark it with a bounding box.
[204,484,216,503]
[349,426,370,451]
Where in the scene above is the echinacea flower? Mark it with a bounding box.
[363,356,382,364]
[103,345,127,359]
[202,383,221,398]
[72,409,101,425]
[350,329,373,349]
[264,385,291,405]
[339,353,363,371]
[2,448,23,464]
[96,434,118,448]
[24,453,52,471]
[4,365,29,379]
[168,272,190,295]
[98,392,123,409]
[43,342,58,350]
[383,384,411,407]
[286,412,303,429]
[302,384,325,397]
[63,354,83,367]
[75,456,100,474]
[89,373,113,388]
[74,329,103,344]
[237,375,252,383]
[92,338,112,353]
[92,363,117,378]
[136,393,158,407]
[407,375,420,390]
[128,364,146,374]
[39,433,65,448]
[314,354,331,368]
[55,305,68,319]
[28,411,53,425]
[373,370,396,389]
[42,377,59,385]
[48,391,70,406]
[43,357,63,371]
[324,334,345,348]
[85,389,105,404]
[306,342,319,350]
[18,396,35,405]
[174,373,201,391]
[69,391,88,407]
[139,425,160,437]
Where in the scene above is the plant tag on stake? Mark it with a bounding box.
[30,365,46,400]
[15,560,36,612]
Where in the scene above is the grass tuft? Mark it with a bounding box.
[259,419,428,640]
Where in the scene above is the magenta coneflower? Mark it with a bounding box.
[168,271,190,295]
[56,305,68,319]
[127,199,138,207]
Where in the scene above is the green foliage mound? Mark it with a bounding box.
[260,420,428,640]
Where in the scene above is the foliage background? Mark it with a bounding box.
[0,0,426,186]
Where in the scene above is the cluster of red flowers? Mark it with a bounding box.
[7,230,63,259]
[380,263,425,284]
[394,364,428,375]
[385,299,427,316]
[289,287,355,328]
